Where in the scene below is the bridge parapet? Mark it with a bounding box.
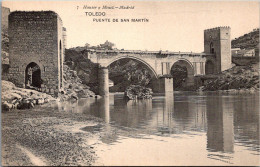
[86,49,214,57]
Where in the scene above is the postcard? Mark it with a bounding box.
[1,1,259,166]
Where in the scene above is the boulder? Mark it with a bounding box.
[61,64,96,101]
[1,80,56,111]
[125,85,153,100]
[2,101,13,111]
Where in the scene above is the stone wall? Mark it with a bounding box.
[62,27,67,51]
[8,11,64,96]
[57,15,64,90]
[1,7,10,34]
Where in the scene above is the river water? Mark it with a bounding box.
[57,92,259,166]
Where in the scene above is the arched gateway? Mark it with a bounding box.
[25,62,42,89]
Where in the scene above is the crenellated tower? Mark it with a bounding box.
[204,26,232,73]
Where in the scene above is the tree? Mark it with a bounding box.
[84,43,90,48]
[99,40,115,50]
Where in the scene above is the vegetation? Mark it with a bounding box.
[125,85,153,100]
[171,65,187,90]
[108,59,152,92]
[232,28,259,49]
[70,40,116,52]
[200,63,259,92]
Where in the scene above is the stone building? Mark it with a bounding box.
[204,27,232,74]
[232,48,255,57]
[8,11,66,96]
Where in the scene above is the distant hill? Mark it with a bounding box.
[232,28,259,49]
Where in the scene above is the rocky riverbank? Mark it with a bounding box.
[60,65,99,101]
[1,80,56,111]
[1,65,99,111]
[199,63,259,92]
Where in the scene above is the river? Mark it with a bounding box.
[56,91,259,166]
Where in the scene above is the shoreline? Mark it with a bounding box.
[1,104,104,166]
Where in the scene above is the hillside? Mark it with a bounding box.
[200,62,259,92]
[231,28,259,49]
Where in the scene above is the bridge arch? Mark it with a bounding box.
[170,59,195,87]
[173,58,194,71]
[105,55,158,78]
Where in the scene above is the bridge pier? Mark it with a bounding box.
[185,74,195,86]
[152,77,173,93]
[98,67,109,96]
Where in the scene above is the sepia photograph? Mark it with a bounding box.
[1,1,259,166]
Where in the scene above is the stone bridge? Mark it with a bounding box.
[84,26,232,96]
[86,50,215,95]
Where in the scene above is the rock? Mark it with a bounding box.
[29,102,34,109]
[62,65,96,100]
[2,101,13,111]
[95,95,101,99]
[16,98,34,109]
[70,93,78,100]
[37,98,45,105]
[44,98,50,103]
[200,64,259,92]
[125,85,153,100]
[1,80,56,111]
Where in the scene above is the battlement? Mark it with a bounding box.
[9,11,62,22]
[10,10,59,16]
[204,26,230,32]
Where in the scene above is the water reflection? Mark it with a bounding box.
[97,96,110,124]
[233,94,260,153]
[157,93,174,134]
[206,96,234,153]
[57,98,96,113]
[57,92,259,164]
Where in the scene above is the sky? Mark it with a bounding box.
[2,1,259,52]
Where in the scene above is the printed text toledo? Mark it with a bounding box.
[80,5,149,22]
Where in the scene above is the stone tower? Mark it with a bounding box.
[204,27,232,73]
[8,11,65,96]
